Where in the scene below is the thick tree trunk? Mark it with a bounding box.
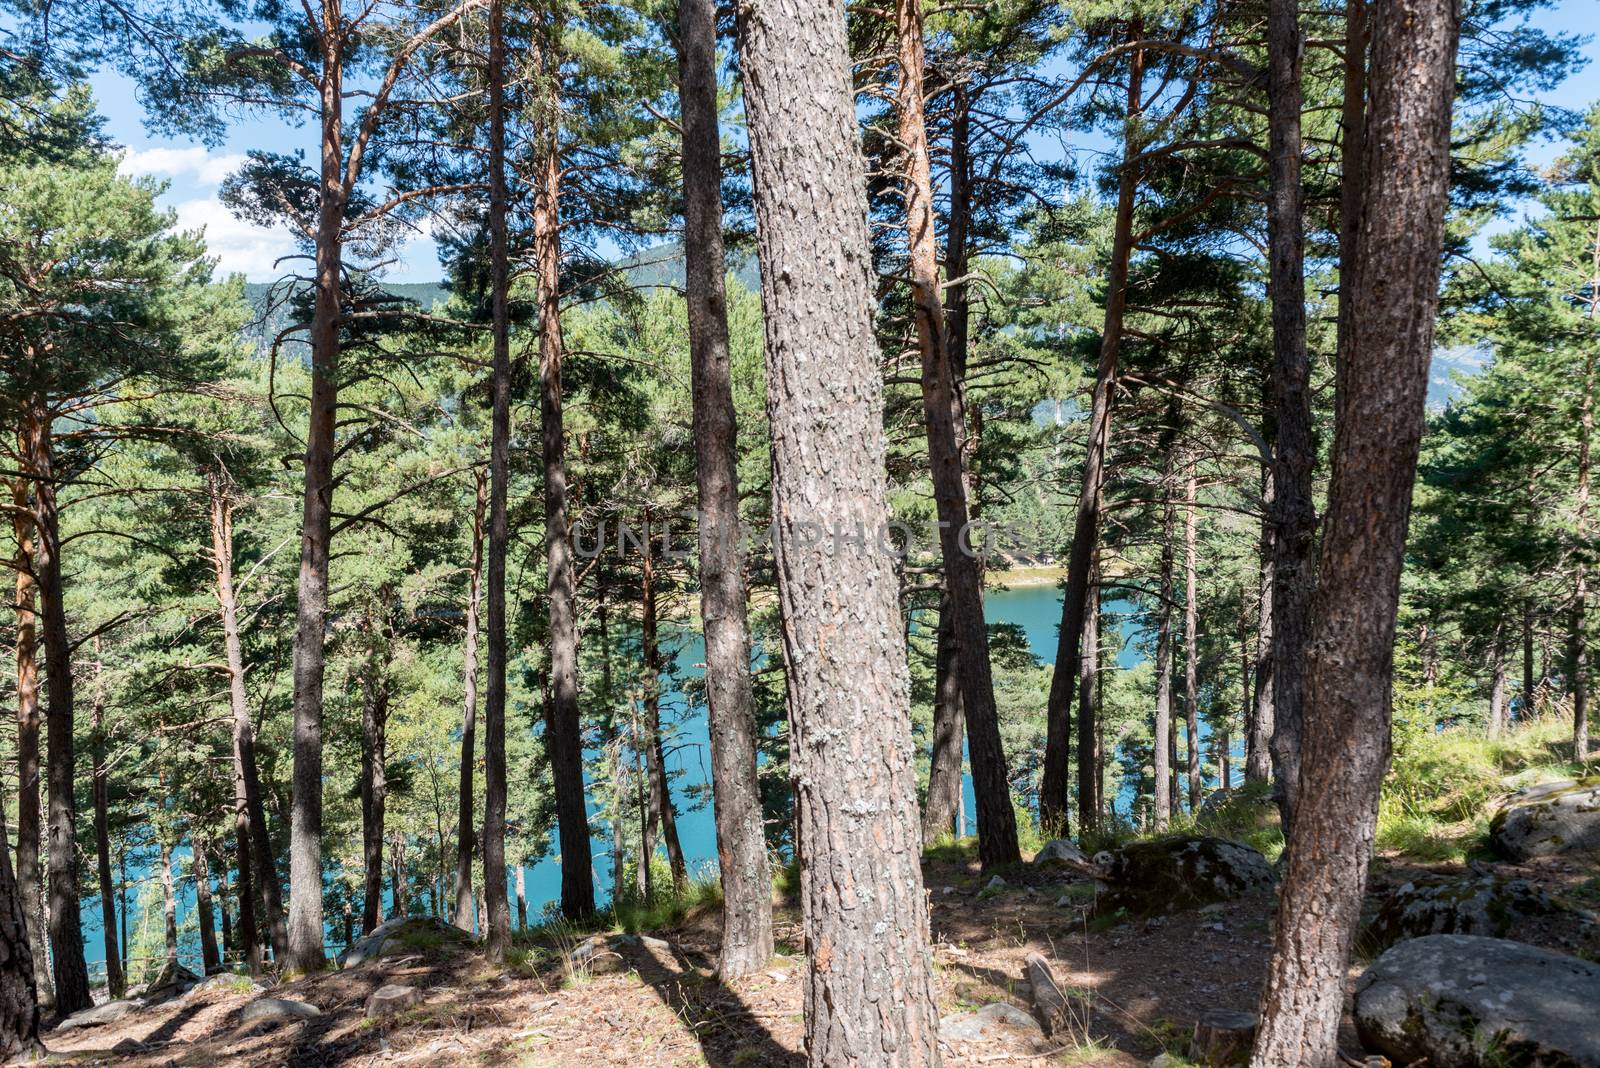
[1252,2,1457,1059]
[0,807,41,1058]
[208,474,274,969]
[389,831,407,918]
[609,737,627,906]
[219,872,233,961]
[24,400,91,1012]
[1043,27,1143,834]
[514,865,525,930]
[192,837,221,974]
[1523,603,1536,719]
[455,470,486,931]
[1265,0,1318,827]
[360,644,388,935]
[1154,499,1175,829]
[678,0,774,975]
[285,25,347,974]
[10,477,51,1008]
[736,0,942,1059]
[923,595,966,841]
[639,530,688,892]
[90,654,125,996]
[896,0,1020,870]
[1184,456,1201,811]
[531,23,594,924]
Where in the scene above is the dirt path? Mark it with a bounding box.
[32,849,1599,1067]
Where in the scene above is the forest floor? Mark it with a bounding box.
[34,842,1600,1068]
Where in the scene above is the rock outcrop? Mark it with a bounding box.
[338,915,474,969]
[1096,836,1275,916]
[1363,873,1559,951]
[1490,778,1600,860]
[1354,934,1600,1067]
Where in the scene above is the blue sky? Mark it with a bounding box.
[92,4,1600,284]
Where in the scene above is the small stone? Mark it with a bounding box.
[941,886,957,896]
[985,875,1007,891]
[1056,895,1073,908]
[365,984,423,1019]
[940,1001,1042,1042]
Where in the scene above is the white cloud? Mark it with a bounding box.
[172,198,303,282]
[119,146,248,186]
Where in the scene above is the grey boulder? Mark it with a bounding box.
[238,997,321,1025]
[364,984,423,1018]
[1364,874,1559,951]
[1097,836,1275,916]
[940,1002,1042,1043]
[338,915,474,968]
[1354,934,1600,1067]
[54,999,140,1032]
[1033,839,1094,873]
[1490,778,1600,860]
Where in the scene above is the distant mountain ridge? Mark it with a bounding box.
[237,243,759,354]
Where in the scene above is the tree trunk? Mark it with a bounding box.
[514,865,525,930]
[285,23,348,974]
[389,831,407,918]
[923,594,966,841]
[1184,455,1202,811]
[208,473,274,969]
[1523,602,1536,720]
[1154,498,1175,830]
[610,737,628,906]
[736,0,942,1058]
[1043,25,1143,833]
[1265,0,1318,828]
[1489,632,1508,740]
[192,837,220,975]
[10,476,51,1008]
[455,470,486,931]
[679,0,774,974]
[90,652,125,996]
[640,527,688,893]
[1248,497,1275,783]
[0,806,41,1059]
[1079,558,1101,824]
[161,841,178,962]
[23,399,91,1012]
[531,20,593,924]
[1572,344,1593,761]
[896,0,1019,869]
[1252,2,1457,1059]
[360,643,388,935]
[481,0,520,957]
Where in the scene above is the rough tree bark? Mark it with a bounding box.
[24,398,92,1012]
[1572,344,1593,760]
[1184,455,1201,811]
[208,470,278,967]
[1154,494,1175,829]
[10,476,51,1008]
[284,11,348,973]
[1265,0,1318,828]
[1080,556,1101,820]
[639,526,688,891]
[1252,1,1458,1060]
[1043,25,1143,834]
[677,0,774,976]
[735,0,943,1059]
[531,19,594,923]
[896,0,1020,869]
[90,651,125,995]
[455,469,486,931]
[192,836,221,974]
[1248,498,1275,782]
[360,640,389,935]
[161,841,178,960]
[923,596,966,841]
[481,0,519,956]
[0,807,40,1057]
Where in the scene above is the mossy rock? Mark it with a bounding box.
[1362,874,1559,954]
[1489,777,1600,861]
[1355,934,1600,1067]
[1095,835,1274,917]
[337,916,475,969]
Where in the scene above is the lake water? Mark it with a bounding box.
[81,580,1174,974]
